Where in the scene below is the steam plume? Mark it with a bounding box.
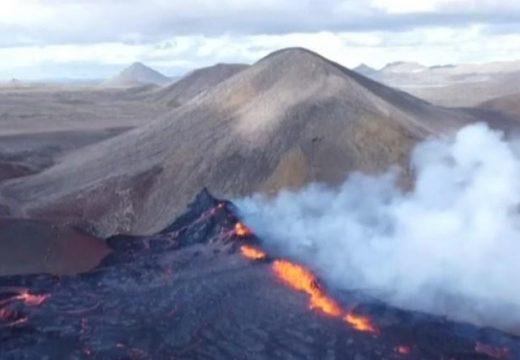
[237,123,520,333]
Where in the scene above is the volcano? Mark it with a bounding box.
[103,62,170,87]
[0,190,518,359]
[1,48,518,237]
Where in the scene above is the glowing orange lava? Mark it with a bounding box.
[16,291,50,306]
[240,245,267,260]
[271,260,378,332]
[344,311,378,333]
[272,260,342,317]
[394,345,411,356]
[234,223,377,334]
[234,222,252,237]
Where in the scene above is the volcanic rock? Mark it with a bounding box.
[0,218,109,276]
[0,190,518,359]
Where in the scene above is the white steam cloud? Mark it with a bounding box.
[237,123,520,333]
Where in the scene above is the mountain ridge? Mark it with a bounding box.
[154,62,248,107]
[0,47,514,236]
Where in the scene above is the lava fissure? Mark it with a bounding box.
[0,288,50,320]
[234,222,253,237]
[235,223,378,333]
[0,190,518,359]
[240,245,267,260]
[234,217,517,359]
[395,345,412,356]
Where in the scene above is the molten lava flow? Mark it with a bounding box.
[234,222,377,333]
[16,290,50,306]
[0,308,11,321]
[344,311,378,333]
[0,289,49,308]
[271,259,378,332]
[310,292,343,317]
[272,260,342,317]
[394,345,411,356]
[272,260,318,295]
[234,222,252,237]
[475,342,509,359]
[240,245,267,260]
[0,308,27,327]
[0,290,49,327]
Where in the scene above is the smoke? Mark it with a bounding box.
[237,123,520,332]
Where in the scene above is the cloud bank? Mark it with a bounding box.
[238,123,520,333]
[3,1,520,79]
[4,0,520,46]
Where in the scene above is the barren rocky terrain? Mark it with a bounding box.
[2,48,518,238]
[0,218,108,276]
[1,191,517,359]
[0,62,254,273]
[0,85,163,183]
[0,63,247,185]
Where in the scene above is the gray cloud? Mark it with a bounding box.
[2,1,520,79]
[2,0,520,47]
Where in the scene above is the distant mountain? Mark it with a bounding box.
[398,72,520,107]
[377,59,520,77]
[154,63,248,107]
[442,59,520,75]
[357,59,520,107]
[353,64,378,77]
[381,61,428,74]
[103,62,170,87]
[0,48,514,236]
[0,78,33,87]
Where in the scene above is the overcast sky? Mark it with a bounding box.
[1,0,520,79]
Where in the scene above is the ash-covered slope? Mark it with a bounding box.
[0,48,506,236]
[0,190,518,359]
[479,93,520,121]
[154,63,248,107]
[103,62,170,87]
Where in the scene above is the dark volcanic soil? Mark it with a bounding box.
[0,218,109,276]
[0,190,518,359]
